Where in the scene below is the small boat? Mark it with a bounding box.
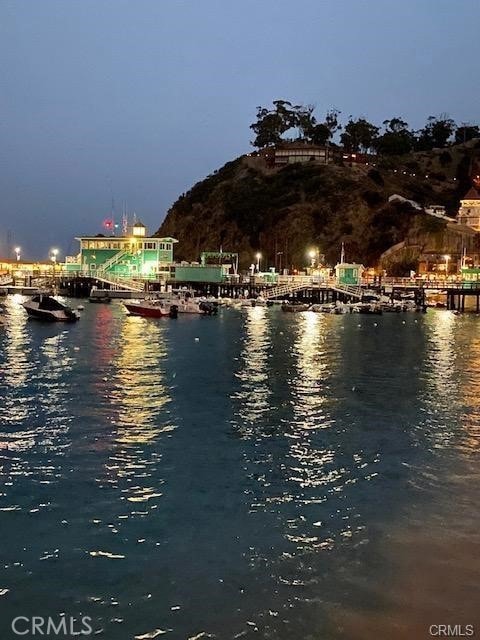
[156,291,218,315]
[124,299,178,318]
[352,302,383,315]
[89,294,111,304]
[281,303,310,312]
[23,295,79,322]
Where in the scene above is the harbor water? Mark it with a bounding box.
[0,298,479,639]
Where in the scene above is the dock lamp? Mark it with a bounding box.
[444,254,450,279]
[308,249,317,268]
[50,248,59,277]
[255,252,262,273]
[14,246,21,262]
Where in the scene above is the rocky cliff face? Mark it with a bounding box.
[156,141,480,271]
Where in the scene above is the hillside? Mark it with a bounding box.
[156,140,480,271]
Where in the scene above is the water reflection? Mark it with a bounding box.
[97,314,173,512]
[0,296,74,500]
[232,306,272,434]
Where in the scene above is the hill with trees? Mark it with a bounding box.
[156,104,480,273]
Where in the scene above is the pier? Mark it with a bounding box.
[6,269,480,311]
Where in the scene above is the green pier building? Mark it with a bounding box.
[65,221,178,279]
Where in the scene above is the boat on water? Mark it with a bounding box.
[23,295,79,322]
[281,302,311,312]
[89,293,111,304]
[310,302,350,314]
[124,299,178,318]
[351,302,383,315]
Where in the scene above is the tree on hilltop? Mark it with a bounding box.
[340,117,379,152]
[415,115,456,150]
[373,117,415,155]
[250,101,341,148]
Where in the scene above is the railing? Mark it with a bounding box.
[93,272,145,292]
[263,281,312,299]
[329,282,364,298]
[96,250,129,273]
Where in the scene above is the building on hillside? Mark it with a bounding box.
[263,143,334,168]
[457,186,480,230]
[65,221,178,278]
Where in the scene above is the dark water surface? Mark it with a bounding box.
[0,298,479,639]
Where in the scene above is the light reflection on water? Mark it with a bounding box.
[0,303,479,639]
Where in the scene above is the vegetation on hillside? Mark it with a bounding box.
[250,100,479,155]
[156,103,480,274]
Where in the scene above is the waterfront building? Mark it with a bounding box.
[65,221,178,278]
[335,262,364,285]
[457,186,480,230]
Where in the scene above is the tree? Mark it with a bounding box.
[373,117,415,155]
[250,101,295,148]
[250,101,340,148]
[455,124,480,144]
[415,115,456,150]
[340,117,379,152]
[292,104,316,140]
[325,109,341,136]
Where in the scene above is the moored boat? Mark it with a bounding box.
[281,302,310,312]
[23,295,79,322]
[124,300,178,318]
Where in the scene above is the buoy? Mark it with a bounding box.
[195,337,200,342]
[73,346,80,351]
[77,305,85,311]
[374,322,378,327]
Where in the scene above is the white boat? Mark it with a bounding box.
[23,295,79,322]
[161,291,218,315]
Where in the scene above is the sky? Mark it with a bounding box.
[0,0,479,259]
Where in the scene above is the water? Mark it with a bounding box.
[0,298,479,639]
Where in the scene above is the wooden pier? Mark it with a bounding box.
[6,272,480,312]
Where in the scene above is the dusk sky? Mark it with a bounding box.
[1,0,479,260]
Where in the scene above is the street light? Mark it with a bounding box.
[276,251,283,274]
[308,248,317,268]
[255,252,262,273]
[14,247,21,262]
[444,254,450,279]
[51,248,59,279]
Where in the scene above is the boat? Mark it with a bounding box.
[310,302,349,314]
[156,291,218,315]
[23,295,79,322]
[351,302,383,315]
[89,294,111,304]
[281,302,311,312]
[124,299,178,318]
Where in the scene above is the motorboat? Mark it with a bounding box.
[351,302,383,315]
[124,299,178,318]
[310,302,349,314]
[157,291,218,315]
[23,295,79,322]
[281,302,311,312]
[89,294,111,304]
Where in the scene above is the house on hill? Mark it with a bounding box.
[457,186,480,230]
[263,142,334,168]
